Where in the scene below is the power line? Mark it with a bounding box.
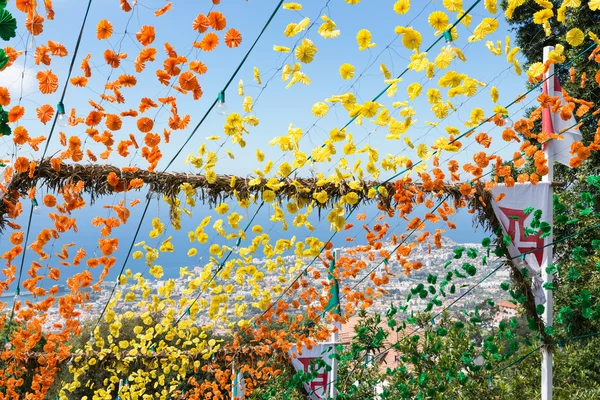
[90,0,286,332]
[7,0,95,328]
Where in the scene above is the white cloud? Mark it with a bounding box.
[2,64,36,99]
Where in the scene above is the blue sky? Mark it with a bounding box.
[0,0,545,286]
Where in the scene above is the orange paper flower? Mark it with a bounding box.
[118,74,137,87]
[13,126,29,145]
[137,117,154,133]
[81,54,92,77]
[105,114,123,131]
[70,76,88,87]
[25,14,44,36]
[8,105,25,123]
[198,33,219,52]
[193,14,209,33]
[189,60,207,74]
[36,104,55,124]
[208,11,227,31]
[48,40,68,56]
[155,2,172,16]
[36,69,59,94]
[224,28,242,48]
[136,25,155,46]
[0,87,9,106]
[14,157,30,173]
[16,0,36,13]
[96,20,113,40]
[178,71,199,90]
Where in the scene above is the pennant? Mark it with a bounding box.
[490,183,553,305]
[542,71,582,167]
[231,365,245,400]
[289,343,335,400]
[324,250,340,317]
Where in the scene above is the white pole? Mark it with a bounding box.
[329,250,339,400]
[541,45,554,400]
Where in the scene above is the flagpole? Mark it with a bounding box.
[329,249,339,400]
[541,45,554,400]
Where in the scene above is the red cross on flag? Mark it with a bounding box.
[542,70,582,166]
[289,343,336,400]
[490,182,553,305]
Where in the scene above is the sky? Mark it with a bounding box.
[0,0,547,288]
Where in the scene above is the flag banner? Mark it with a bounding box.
[289,343,335,400]
[542,71,583,167]
[490,182,553,305]
[231,368,245,399]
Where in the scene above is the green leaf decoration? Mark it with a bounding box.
[0,8,17,41]
[536,304,545,315]
[545,264,558,274]
[0,107,10,136]
[544,326,556,336]
[0,0,6,10]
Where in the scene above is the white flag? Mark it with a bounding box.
[542,72,582,167]
[490,183,553,305]
[289,343,335,400]
[231,366,245,400]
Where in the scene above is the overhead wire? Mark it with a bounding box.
[90,0,286,332]
[6,0,95,329]
[198,1,488,329]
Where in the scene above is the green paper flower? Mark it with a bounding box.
[0,8,17,41]
[0,48,8,70]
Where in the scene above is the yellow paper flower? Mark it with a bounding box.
[484,0,497,13]
[361,101,380,117]
[428,11,449,31]
[253,67,261,84]
[468,18,499,42]
[215,203,229,214]
[312,102,329,117]
[443,0,463,12]
[295,39,318,63]
[470,107,485,124]
[590,0,600,10]
[490,86,499,103]
[273,45,291,53]
[380,63,392,79]
[394,0,410,14]
[434,51,453,69]
[407,82,422,100]
[357,29,376,50]
[344,192,359,205]
[262,190,276,202]
[533,9,553,25]
[566,28,585,47]
[427,88,442,104]
[339,63,355,79]
[401,27,422,51]
[319,15,340,38]
[313,190,328,204]
[283,2,302,10]
[240,96,252,113]
[526,62,544,79]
